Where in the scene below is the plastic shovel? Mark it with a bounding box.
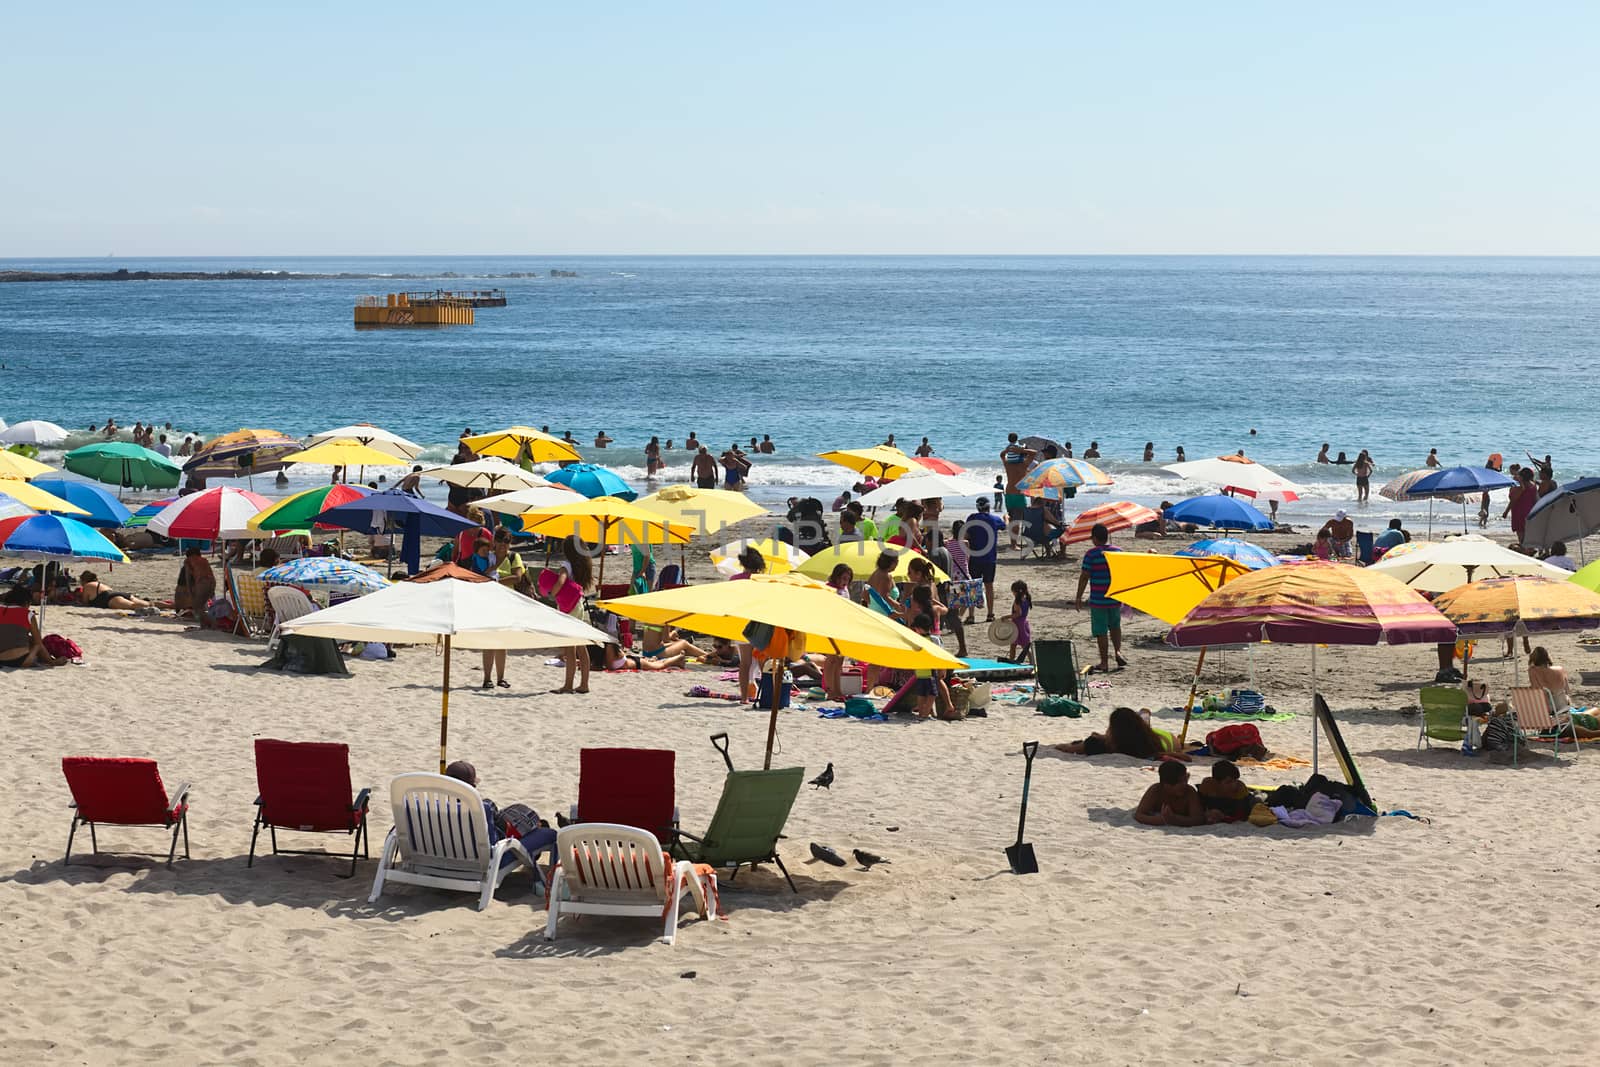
[1005,741,1040,874]
[710,732,735,772]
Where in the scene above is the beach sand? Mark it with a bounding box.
[4,523,1599,1065]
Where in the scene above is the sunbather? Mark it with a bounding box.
[1196,760,1255,823]
[76,571,154,613]
[1134,761,1205,826]
[638,624,710,661]
[443,760,557,864]
[605,643,687,671]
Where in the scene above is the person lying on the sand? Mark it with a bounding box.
[76,571,154,613]
[638,624,710,661]
[605,643,687,671]
[1196,760,1255,824]
[1055,707,1196,760]
[1134,761,1205,826]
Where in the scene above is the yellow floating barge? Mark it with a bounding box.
[354,291,495,328]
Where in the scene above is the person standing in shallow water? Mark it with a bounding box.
[1352,449,1374,503]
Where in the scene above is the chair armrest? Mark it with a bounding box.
[351,787,372,813]
[253,795,263,807]
[664,827,704,844]
[169,783,192,813]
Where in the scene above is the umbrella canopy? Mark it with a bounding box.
[1522,477,1600,551]
[123,498,178,529]
[0,480,89,517]
[182,428,301,478]
[24,478,132,528]
[1164,456,1303,502]
[1169,561,1457,647]
[711,538,809,577]
[0,514,128,563]
[855,470,993,508]
[64,442,181,490]
[1060,502,1159,545]
[461,426,581,465]
[247,484,373,532]
[1432,575,1600,636]
[148,487,273,540]
[1380,469,1465,504]
[544,463,636,501]
[305,423,424,461]
[1176,538,1279,570]
[0,497,30,522]
[515,496,693,545]
[316,489,479,576]
[0,420,70,445]
[416,457,553,493]
[1164,494,1274,531]
[1104,553,1255,626]
[1367,533,1568,593]
[633,485,768,534]
[409,562,493,584]
[1567,559,1600,595]
[1019,435,1062,455]
[280,441,410,469]
[911,456,967,476]
[1013,459,1115,501]
[259,557,392,594]
[0,451,55,479]
[795,542,947,582]
[1406,465,1515,498]
[817,445,916,481]
[474,485,585,517]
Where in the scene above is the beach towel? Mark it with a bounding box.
[687,685,743,701]
[1192,707,1295,723]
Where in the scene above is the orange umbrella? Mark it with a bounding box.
[1060,501,1159,544]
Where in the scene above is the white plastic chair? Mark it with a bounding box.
[368,773,538,911]
[265,586,317,650]
[545,823,712,945]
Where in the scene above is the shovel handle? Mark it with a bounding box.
[1015,740,1039,846]
[709,731,734,772]
[1023,740,1039,764]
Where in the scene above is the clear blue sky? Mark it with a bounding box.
[4,2,1596,255]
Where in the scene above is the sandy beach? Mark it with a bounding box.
[4,522,1598,1066]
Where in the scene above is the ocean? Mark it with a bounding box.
[3,255,1598,527]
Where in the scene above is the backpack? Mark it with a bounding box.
[202,596,247,635]
[1205,723,1264,756]
[43,634,83,662]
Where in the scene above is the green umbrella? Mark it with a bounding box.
[64,441,182,491]
[247,484,373,532]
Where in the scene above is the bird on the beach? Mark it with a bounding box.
[808,763,834,790]
[853,848,889,870]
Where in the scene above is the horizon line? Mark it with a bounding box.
[5,251,1600,260]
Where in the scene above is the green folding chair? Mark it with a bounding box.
[1416,686,1468,749]
[666,766,805,893]
[1033,639,1085,706]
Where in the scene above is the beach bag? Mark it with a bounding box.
[1040,696,1086,718]
[43,634,83,662]
[1205,723,1264,757]
[535,569,582,614]
[202,596,247,635]
[948,579,985,610]
[1223,689,1266,716]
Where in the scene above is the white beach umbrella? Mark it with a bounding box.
[283,580,609,771]
[0,420,70,446]
[475,485,585,516]
[1164,456,1304,502]
[416,457,553,493]
[1367,533,1568,593]
[305,423,423,461]
[856,470,995,507]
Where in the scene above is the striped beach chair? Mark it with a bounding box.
[1509,686,1572,760]
[545,823,713,945]
[230,571,271,638]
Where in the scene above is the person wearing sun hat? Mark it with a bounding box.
[1319,509,1355,559]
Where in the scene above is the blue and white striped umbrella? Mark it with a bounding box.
[259,557,392,594]
[1177,537,1280,570]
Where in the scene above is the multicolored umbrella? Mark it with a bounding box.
[259,557,392,594]
[1015,458,1114,500]
[544,463,636,501]
[64,442,181,490]
[24,478,133,528]
[182,428,302,479]
[148,487,273,540]
[460,426,580,465]
[248,484,373,532]
[1176,538,1278,570]
[123,498,178,529]
[1379,469,1464,504]
[1060,501,1159,545]
[1407,465,1515,498]
[1432,575,1600,636]
[911,456,967,476]
[0,514,128,562]
[0,479,89,517]
[1165,456,1303,502]
[1164,494,1274,531]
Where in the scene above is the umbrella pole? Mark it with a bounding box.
[439,635,452,773]
[1311,644,1319,775]
[597,519,608,587]
[763,642,786,770]
[1177,647,1209,747]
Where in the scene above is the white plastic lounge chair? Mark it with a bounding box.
[545,823,712,946]
[1509,685,1572,760]
[265,586,317,650]
[369,773,538,911]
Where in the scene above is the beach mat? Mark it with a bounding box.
[956,657,1036,680]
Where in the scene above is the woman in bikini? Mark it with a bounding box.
[76,571,154,613]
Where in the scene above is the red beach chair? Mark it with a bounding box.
[62,757,191,868]
[249,739,372,877]
[572,748,677,844]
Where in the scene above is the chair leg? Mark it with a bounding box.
[65,815,79,865]
[543,869,565,941]
[773,851,799,894]
[368,830,398,903]
[248,812,263,868]
[167,816,182,868]
[662,885,681,945]
[89,820,98,855]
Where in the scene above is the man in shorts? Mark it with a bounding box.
[1075,522,1126,673]
[999,432,1037,549]
[691,447,718,490]
[964,497,1007,622]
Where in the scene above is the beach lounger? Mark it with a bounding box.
[570,747,677,844]
[368,772,539,911]
[1509,685,1571,760]
[230,571,271,638]
[666,766,805,893]
[544,823,712,945]
[1417,686,1468,750]
[61,757,190,868]
[248,739,371,877]
[1033,639,1086,706]
[266,586,317,650]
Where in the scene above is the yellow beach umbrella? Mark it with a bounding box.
[517,495,695,585]
[710,537,808,576]
[281,441,411,468]
[817,445,916,481]
[462,426,581,465]
[796,541,947,582]
[0,480,90,516]
[1104,553,1255,627]
[305,423,423,461]
[0,452,56,480]
[599,572,962,766]
[1433,574,1600,636]
[634,485,768,535]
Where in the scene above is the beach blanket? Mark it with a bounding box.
[1191,707,1295,723]
[687,685,743,701]
[955,657,1036,680]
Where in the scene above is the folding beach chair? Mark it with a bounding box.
[1019,507,1063,558]
[570,748,677,844]
[544,823,713,945]
[1509,686,1572,760]
[230,571,271,638]
[248,740,372,877]
[1417,686,1468,750]
[266,586,317,650]
[62,757,191,868]
[666,766,805,893]
[1033,639,1086,706]
[369,773,539,911]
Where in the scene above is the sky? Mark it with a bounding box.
[3,2,1597,256]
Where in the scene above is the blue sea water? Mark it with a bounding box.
[3,255,1598,524]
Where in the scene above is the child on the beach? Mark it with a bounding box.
[1133,760,1205,827]
[910,613,944,719]
[1313,529,1333,560]
[1195,759,1255,823]
[1008,580,1032,661]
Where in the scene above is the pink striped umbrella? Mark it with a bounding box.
[147,487,273,540]
[1060,501,1159,544]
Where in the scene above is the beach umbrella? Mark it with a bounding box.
[0,480,89,517]
[1367,534,1567,594]
[544,463,636,501]
[182,428,301,481]
[1522,478,1600,555]
[911,456,967,476]
[0,513,129,628]
[123,498,178,529]
[416,457,552,493]
[817,445,916,481]
[474,485,585,518]
[1164,494,1274,531]
[64,442,181,491]
[0,451,55,480]
[283,580,608,772]
[1059,501,1159,545]
[247,484,373,533]
[1176,537,1279,570]
[634,485,768,535]
[409,562,493,584]
[515,496,694,585]
[1164,456,1303,503]
[461,426,581,465]
[280,440,410,472]
[855,470,993,508]
[316,489,480,577]
[0,420,70,446]
[1014,458,1114,500]
[259,557,392,595]
[795,541,947,582]
[1380,469,1464,504]
[306,423,424,461]
[148,487,273,540]
[1019,436,1062,456]
[0,496,32,522]
[710,538,809,577]
[1170,561,1456,771]
[1433,575,1600,637]
[1407,465,1517,534]
[600,572,962,767]
[24,478,132,528]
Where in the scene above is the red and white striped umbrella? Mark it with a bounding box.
[148,487,273,540]
[1060,501,1160,544]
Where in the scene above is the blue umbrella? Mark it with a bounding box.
[1406,465,1515,497]
[260,557,392,594]
[546,463,636,501]
[316,489,478,576]
[1523,477,1600,554]
[1165,494,1274,531]
[26,478,134,529]
[1177,537,1279,569]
